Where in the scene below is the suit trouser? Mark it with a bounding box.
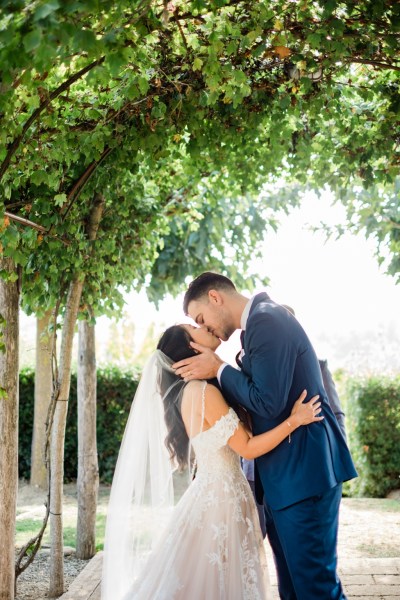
[248,480,267,538]
[265,483,347,600]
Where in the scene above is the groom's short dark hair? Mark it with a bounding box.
[183,272,236,314]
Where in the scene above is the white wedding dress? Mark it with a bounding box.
[124,381,271,600]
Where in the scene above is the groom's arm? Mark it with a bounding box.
[220,313,299,419]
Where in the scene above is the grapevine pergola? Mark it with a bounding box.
[0,1,399,598]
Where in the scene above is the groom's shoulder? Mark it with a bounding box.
[250,293,281,319]
[248,295,295,331]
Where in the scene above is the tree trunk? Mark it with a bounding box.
[0,257,19,600]
[48,193,104,597]
[31,311,52,489]
[48,278,84,597]
[76,320,98,559]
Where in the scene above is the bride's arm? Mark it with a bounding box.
[204,385,323,459]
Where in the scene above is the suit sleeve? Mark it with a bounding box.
[220,312,300,419]
[320,360,347,439]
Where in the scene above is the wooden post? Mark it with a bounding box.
[0,257,19,600]
[76,319,99,559]
[48,193,104,597]
[31,311,52,489]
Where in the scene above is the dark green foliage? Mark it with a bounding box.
[18,366,140,483]
[1,0,400,304]
[345,375,400,498]
[19,369,35,480]
[94,365,140,483]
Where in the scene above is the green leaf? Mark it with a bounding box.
[7,271,19,282]
[137,76,149,95]
[34,0,60,21]
[54,193,67,207]
[125,83,140,100]
[23,30,42,52]
[307,32,322,48]
[232,70,247,85]
[193,58,203,72]
[75,29,97,53]
[30,170,48,185]
[225,40,237,56]
[151,101,167,119]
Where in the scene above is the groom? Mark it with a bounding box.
[173,272,357,600]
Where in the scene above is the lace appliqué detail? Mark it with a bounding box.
[207,523,229,594]
[211,407,241,443]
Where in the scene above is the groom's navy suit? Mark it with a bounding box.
[220,293,357,600]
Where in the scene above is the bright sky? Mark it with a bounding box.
[95,189,400,374]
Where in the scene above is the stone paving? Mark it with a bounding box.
[59,551,400,599]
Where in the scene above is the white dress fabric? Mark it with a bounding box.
[124,381,271,600]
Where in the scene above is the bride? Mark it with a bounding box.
[102,324,323,600]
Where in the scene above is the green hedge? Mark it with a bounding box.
[19,366,140,484]
[344,375,400,497]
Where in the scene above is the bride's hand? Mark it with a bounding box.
[290,390,324,427]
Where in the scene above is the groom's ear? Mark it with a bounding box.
[208,289,223,305]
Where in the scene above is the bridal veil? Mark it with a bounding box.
[101,350,191,600]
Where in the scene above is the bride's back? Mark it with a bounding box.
[180,380,207,439]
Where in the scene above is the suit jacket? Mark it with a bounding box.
[319,359,346,439]
[220,292,357,510]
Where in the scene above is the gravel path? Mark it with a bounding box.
[15,483,93,600]
[15,551,88,600]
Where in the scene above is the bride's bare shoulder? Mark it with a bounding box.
[203,384,230,426]
[183,379,229,420]
[182,380,221,403]
[181,380,205,411]
[180,380,218,416]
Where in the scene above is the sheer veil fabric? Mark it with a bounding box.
[101,350,191,600]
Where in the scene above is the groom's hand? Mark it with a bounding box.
[173,342,223,381]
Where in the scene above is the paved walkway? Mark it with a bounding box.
[60,551,400,599]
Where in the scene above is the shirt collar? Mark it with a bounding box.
[240,296,256,330]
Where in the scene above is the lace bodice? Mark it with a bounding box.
[182,379,241,478]
[191,406,241,478]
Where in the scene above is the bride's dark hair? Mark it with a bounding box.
[157,325,251,470]
[157,326,196,470]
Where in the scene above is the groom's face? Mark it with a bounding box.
[187,291,235,342]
